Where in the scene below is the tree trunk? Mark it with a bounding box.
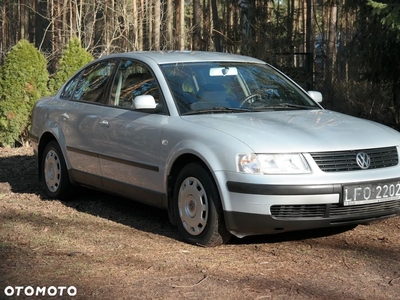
[327,0,337,83]
[82,2,95,49]
[179,0,185,49]
[146,0,152,49]
[174,0,185,50]
[287,0,295,64]
[34,0,50,50]
[226,0,234,53]
[20,0,30,40]
[305,0,313,89]
[193,0,202,50]
[238,0,255,56]
[165,0,173,49]
[138,0,144,50]
[62,0,68,44]
[154,0,161,50]
[132,0,139,50]
[211,0,221,52]
[1,1,6,52]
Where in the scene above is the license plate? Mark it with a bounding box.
[343,181,400,206]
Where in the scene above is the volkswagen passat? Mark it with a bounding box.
[30,51,400,246]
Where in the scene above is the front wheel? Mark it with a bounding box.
[41,141,73,200]
[173,163,231,246]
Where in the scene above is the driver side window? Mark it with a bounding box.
[110,60,162,112]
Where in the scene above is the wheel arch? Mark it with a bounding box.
[167,153,216,225]
[167,155,231,245]
[37,132,58,181]
[37,132,72,184]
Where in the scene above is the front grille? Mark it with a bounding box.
[271,201,400,219]
[271,205,326,218]
[329,201,400,216]
[310,147,398,172]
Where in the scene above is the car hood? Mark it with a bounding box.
[182,110,400,153]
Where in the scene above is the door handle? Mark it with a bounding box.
[61,113,69,120]
[99,120,109,127]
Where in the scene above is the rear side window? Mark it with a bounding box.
[59,60,116,103]
[73,60,116,102]
[60,76,80,99]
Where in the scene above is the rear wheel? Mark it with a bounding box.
[173,162,231,246]
[41,141,72,200]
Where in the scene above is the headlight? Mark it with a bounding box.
[237,154,261,174]
[237,153,311,174]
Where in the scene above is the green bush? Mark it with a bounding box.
[0,39,49,147]
[49,37,93,94]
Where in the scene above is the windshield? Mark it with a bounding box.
[160,62,320,115]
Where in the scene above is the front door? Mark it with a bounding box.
[97,59,168,207]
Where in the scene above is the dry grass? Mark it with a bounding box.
[1,146,400,299]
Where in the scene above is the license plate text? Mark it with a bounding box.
[343,182,400,206]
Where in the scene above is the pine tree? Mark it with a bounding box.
[49,37,93,94]
[368,0,400,40]
[0,40,49,146]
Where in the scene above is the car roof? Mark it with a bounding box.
[101,51,266,65]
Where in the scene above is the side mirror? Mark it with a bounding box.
[132,95,157,109]
[307,91,323,103]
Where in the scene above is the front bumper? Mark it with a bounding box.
[223,181,400,237]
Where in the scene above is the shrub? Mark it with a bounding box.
[49,37,93,94]
[0,39,49,147]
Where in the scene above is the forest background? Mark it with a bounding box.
[1,0,400,135]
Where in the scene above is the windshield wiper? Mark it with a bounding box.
[182,107,251,115]
[267,103,316,110]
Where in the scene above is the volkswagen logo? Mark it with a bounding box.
[356,152,371,169]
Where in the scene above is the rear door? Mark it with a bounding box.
[58,59,117,187]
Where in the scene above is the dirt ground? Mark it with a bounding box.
[0,146,400,300]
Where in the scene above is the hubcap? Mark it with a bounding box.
[178,177,208,236]
[44,150,61,192]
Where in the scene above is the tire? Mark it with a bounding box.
[41,141,73,200]
[173,162,231,246]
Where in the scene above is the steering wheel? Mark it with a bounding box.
[239,93,262,107]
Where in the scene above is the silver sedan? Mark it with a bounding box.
[30,51,400,246]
